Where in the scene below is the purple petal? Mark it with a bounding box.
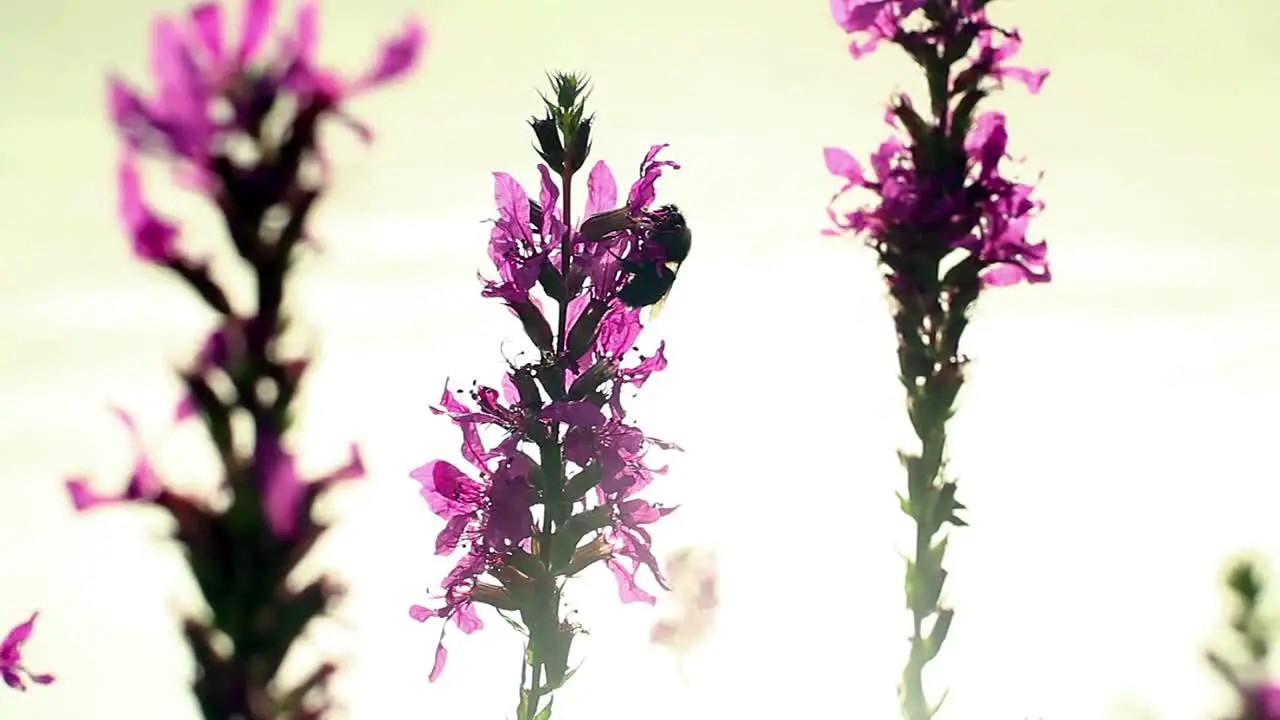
[66,478,121,511]
[435,514,470,555]
[584,160,618,218]
[348,19,426,94]
[428,642,447,682]
[292,0,319,67]
[1,614,35,653]
[542,401,605,428]
[188,2,225,64]
[2,669,22,690]
[117,152,178,264]
[236,0,275,66]
[823,147,865,184]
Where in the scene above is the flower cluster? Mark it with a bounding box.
[411,143,683,685]
[824,0,1050,288]
[403,77,684,713]
[1,614,53,691]
[64,1,423,718]
[109,0,424,212]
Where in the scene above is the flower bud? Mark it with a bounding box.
[553,73,584,110]
[511,367,544,410]
[507,298,555,353]
[565,298,609,364]
[563,535,612,577]
[472,580,521,611]
[567,358,618,401]
[578,207,633,244]
[565,115,593,173]
[529,115,565,174]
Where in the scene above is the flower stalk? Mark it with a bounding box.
[1207,557,1280,720]
[63,2,423,717]
[411,72,685,720]
[823,1,1051,716]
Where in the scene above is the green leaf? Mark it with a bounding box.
[892,99,932,150]
[949,87,985,148]
[564,464,603,502]
[507,548,554,587]
[547,506,612,572]
[533,698,554,720]
[925,608,953,662]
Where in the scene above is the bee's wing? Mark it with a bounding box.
[646,262,681,322]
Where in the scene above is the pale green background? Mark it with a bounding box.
[0,0,1278,718]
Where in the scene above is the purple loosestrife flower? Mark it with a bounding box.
[410,74,685,720]
[66,3,423,719]
[109,0,423,188]
[821,1,1051,718]
[1,614,54,691]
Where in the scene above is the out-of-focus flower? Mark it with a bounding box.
[823,1,1051,289]
[650,547,718,655]
[1,613,54,691]
[108,0,426,184]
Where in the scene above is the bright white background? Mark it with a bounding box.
[1,0,1278,718]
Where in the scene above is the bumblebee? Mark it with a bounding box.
[617,205,691,319]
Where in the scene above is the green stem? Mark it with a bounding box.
[899,299,955,720]
[520,167,575,720]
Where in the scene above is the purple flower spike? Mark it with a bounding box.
[411,75,684,703]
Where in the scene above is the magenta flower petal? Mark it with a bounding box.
[583,160,618,218]
[1,616,34,652]
[292,0,319,67]
[348,19,426,94]
[235,0,275,66]
[117,152,179,264]
[66,477,123,511]
[189,3,225,65]
[541,401,606,428]
[823,147,865,186]
[428,643,447,682]
[262,448,306,538]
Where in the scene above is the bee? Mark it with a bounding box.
[617,205,691,319]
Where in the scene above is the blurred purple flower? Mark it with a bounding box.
[117,150,180,264]
[1,614,54,691]
[822,0,1051,288]
[829,0,925,57]
[1247,682,1280,720]
[65,406,166,510]
[108,0,426,186]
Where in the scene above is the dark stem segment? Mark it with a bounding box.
[519,165,575,720]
